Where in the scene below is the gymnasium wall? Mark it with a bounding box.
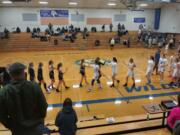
[158,4,180,33]
[0,8,154,32]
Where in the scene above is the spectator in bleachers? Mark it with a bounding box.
[16,27,21,33]
[102,24,105,32]
[109,23,113,32]
[110,38,115,50]
[37,27,41,33]
[4,28,9,39]
[26,27,31,33]
[0,62,47,135]
[48,23,53,35]
[167,94,180,131]
[148,36,152,48]
[55,98,78,135]
[118,23,121,30]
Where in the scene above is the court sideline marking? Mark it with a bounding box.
[48,91,180,108]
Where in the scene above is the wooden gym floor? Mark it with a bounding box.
[0,48,179,124]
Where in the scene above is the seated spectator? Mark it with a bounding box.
[95,40,100,46]
[174,120,180,135]
[16,27,21,33]
[33,27,37,33]
[26,27,31,33]
[55,98,78,135]
[37,27,41,33]
[167,95,180,131]
[4,28,9,39]
[91,27,97,32]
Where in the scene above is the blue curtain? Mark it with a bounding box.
[154,8,161,30]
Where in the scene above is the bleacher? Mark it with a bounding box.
[0,113,171,135]
[0,31,139,52]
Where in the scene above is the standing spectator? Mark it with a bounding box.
[102,24,105,32]
[153,48,161,75]
[0,62,47,135]
[118,23,121,30]
[55,98,78,135]
[167,95,180,131]
[48,23,53,35]
[109,23,113,32]
[110,38,115,50]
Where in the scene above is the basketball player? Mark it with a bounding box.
[37,62,50,93]
[158,54,168,83]
[56,63,69,92]
[123,58,136,87]
[110,57,120,87]
[170,58,179,87]
[28,62,35,81]
[48,60,55,90]
[169,53,177,77]
[146,56,155,84]
[88,57,102,92]
[79,59,88,87]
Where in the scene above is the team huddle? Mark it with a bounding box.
[27,48,180,93]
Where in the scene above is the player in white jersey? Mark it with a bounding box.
[158,54,168,83]
[110,57,120,87]
[88,57,102,92]
[169,53,177,77]
[146,56,155,84]
[123,58,136,87]
[170,58,180,87]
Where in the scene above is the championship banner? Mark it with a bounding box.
[134,18,145,23]
[40,10,69,25]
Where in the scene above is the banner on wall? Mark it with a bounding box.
[134,18,145,23]
[40,10,69,25]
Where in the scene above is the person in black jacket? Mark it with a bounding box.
[55,98,78,135]
[28,62,35,81]
[0,62,48,135]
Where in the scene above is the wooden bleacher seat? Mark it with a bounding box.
[0,31,140,51]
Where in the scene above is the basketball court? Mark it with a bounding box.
[0,0,180,134]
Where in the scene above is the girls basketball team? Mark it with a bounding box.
[27,49,180,93]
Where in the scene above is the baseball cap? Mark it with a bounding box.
[8,62,26,75]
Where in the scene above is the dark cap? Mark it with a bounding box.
[8,62,26,75]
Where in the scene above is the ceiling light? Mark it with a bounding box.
[108,3,116,6]
[69,2,78,5]
[39,1,48,4]
[139,3,148,7]
[2,1,12,4]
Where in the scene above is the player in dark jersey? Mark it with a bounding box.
[28,62,35,81]
[79,59,88,87]
[56,63,69,92]
[48,60,55,90]
[37,62,49,93]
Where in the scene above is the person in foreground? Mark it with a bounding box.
[167,94,180,131]
[0,62,48,135]
[55,98,78,135]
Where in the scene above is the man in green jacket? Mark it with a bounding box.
[0,62,48,135]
